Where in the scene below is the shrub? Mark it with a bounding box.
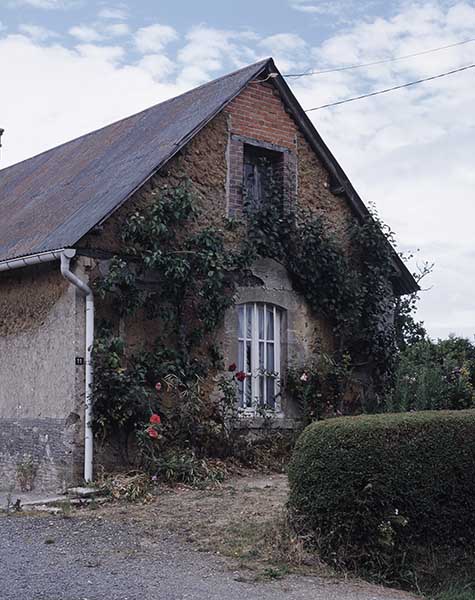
[387,338,475,412]
[287,410,475,584]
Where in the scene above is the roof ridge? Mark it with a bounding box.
[0,58,271,175]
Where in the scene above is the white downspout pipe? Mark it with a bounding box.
[60,249,94,483]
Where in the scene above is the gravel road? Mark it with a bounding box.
[0,513,419,600]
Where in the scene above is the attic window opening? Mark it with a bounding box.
[243,144,284,209]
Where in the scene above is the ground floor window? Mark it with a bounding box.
[237,302,282,414]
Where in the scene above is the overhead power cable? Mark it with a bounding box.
[285,36,475,78]
[304,62,475,111]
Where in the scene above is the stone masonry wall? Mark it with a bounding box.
[77,80,357,430]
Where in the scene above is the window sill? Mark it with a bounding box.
[235,414,300,430]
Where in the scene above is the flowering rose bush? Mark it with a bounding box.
[235,371,246,382]
[287,354,352,424]
[146,426,159,439]
[143,413,163,441]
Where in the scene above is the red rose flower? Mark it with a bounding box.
[228,363,237,372]
[149,414,161,425]
[235,371,246,382]
[155,382,162,392]
[146,426,159,439]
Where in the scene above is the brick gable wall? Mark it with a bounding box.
[226,81,298,149]
[223,81,354,247]
[225,81,298,215]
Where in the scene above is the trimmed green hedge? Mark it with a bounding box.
[288,410,475,578]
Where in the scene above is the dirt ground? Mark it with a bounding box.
[87,471,420,596]
[94,472,307,579]
[0,471,422,600]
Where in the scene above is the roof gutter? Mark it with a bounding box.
[0,248,94,483]
[0,249,65,272]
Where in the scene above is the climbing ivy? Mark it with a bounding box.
[96,183,248,357]
[92,173,412,463]
[93,183,253,464]
[243,168,403,410]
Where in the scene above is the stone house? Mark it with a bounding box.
[0,58,417,491]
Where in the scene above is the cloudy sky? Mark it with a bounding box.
[0,0,474,340]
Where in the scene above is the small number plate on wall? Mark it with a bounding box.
[75,357,85,366]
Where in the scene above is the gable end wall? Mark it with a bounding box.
[78,79,360,362]
[76,80,372,444]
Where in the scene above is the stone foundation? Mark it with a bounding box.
[0,417,82,492]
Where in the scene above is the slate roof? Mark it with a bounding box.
[0,59,268,264]
[0,57,418,293]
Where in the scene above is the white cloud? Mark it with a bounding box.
[97,6,128,20]
[0,33,182,170]
[289,1,327,13]
[75,42,124,62]
[18,23,58,40]
[261,33,306,52]
[104,22,129,37]
[68,20,130,41]
[289,0,387,23]
[290,0,373,15]
[259,33,307,71]
[11,0,79,8]
[446,1,475,29]
[137,54,176,80]
[69,24,103,42]
[134,23,178,54]
[176,25,257,87]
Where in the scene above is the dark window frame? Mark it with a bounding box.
[227,134,297,216]
[243,144,284,209]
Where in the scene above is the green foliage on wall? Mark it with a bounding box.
[244,170,404,410]
[92,176,410,464]
[96,184,248,351]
